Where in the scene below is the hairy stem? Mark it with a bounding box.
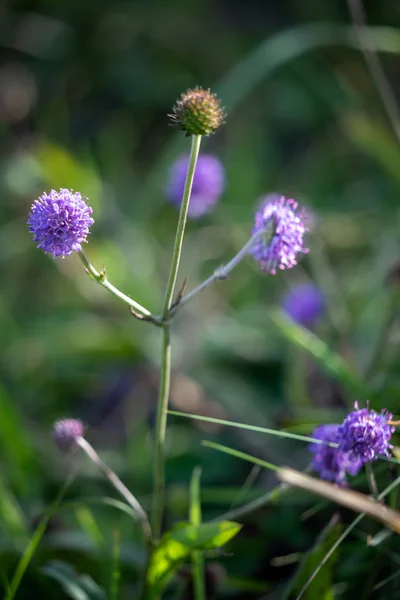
[152,135,202,541]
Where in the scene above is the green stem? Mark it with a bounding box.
[162,135,202,317]
[78,251,154,321]
[152,134,202,541]
[365,462,379,498]
[169,227,268,317]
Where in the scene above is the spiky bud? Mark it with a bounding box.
[169,87,225,136]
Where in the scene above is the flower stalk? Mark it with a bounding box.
[78,251,155,322]
[77,436,152,543]
[169,227,268,317]
[152,134,202,541]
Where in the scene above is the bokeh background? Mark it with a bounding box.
[1,0,400,598]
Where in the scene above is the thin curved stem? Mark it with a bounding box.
[78,251,154,320]
[169,228,265,316]
[152,135,202,542]
[77,437,152,543]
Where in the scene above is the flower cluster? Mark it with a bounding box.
[250,196,309,274]
[28,188,94,258]
[166,154,225,217]
[310,402,395,485]
[339,402,394,463]
[309,424,362,485]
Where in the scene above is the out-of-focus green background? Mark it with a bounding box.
[1,0,400,598]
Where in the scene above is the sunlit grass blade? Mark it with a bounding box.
[295,473,400,599]
[270,309,369,397]
[169,410,337,446]
[5,471,76,600]
[202,441,280,473]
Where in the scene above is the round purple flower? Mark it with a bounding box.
[28,189,94,257]
[309,424,362,485]
[338,402,394,464]
[52,418,84,451]
[282,283,325,327]
[166,154,225,217]
[249,196,309,274]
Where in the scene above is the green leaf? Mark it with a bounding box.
[145,521,241,599]
[41,560,106,600]
[270,309,369,398]
[283,516,342,600]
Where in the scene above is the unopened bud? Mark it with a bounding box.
[169,87,226,136]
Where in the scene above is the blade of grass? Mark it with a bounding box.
[190,467,205,600]
[5,471,76,600]
[269,309,369,398]
[295,473,400,599]
[169,411,337,447]
[202,441,280,473]
[110,530,121,600]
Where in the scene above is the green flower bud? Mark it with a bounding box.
[169,87,226,136]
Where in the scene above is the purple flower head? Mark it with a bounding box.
[282,283,325,327]
[309,424,362,485]
[28,189,94,257]
[249,196,309,274]
[166,154,225,218]
[338,402,394,464]
[52,418,84,451]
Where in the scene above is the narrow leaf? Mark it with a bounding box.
[145,521,241,599]
[284,515,341,600]
[202,440,280,472]
[270,309,368,397]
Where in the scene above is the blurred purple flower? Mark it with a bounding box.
[53,418,84,451]
[250,196,308,274]
[309,424,362,485]
[28,188,94,257]
[282,283,325,327]
[339,402,394,464]
[166,154,225,217]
